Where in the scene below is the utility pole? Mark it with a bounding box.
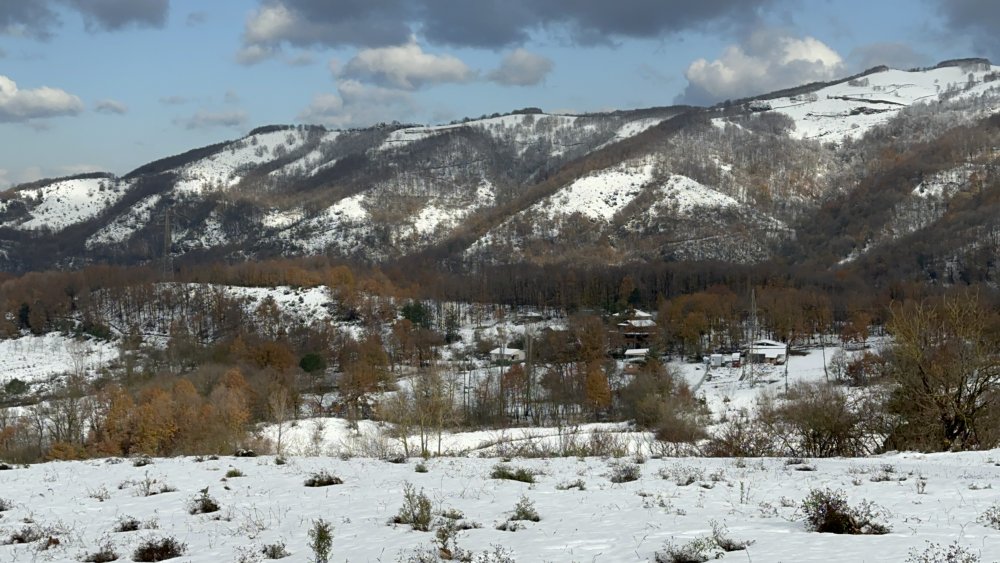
[162,207,172,280]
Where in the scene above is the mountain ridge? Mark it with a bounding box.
[2,60,1000,286]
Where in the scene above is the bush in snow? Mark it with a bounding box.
[82,540,119,563]
[906,541,980,563]
[132,536,187,561]
[801,488,889,535]
[391,482,434,532]
[510,495,540,522]
[489,464,536,483]
[187,490,221,515]
[977,503,1000,529]
[261,541,290,559]
[608,461,641,483]
[654,536,722,563]
[308,519,334,563]
[304,470,343,487]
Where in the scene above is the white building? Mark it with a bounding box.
[489,346,526,363]
[747,339,787,365]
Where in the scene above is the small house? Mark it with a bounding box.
[624,348,649,362]
[747,339,787,365]
[490,346,526,363]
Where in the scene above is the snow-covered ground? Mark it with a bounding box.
[174,130,310,194]
[1,448,999,562]
[653,175,740,214]
[759,64,1000,143]
[0,333,117,387]
[670,342,859,418]
[544,162,656,222]
[0,177,127,232]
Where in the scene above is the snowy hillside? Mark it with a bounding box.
[0,333,116,387]
[2,61,1000,275]
[758,61,1000,143]
[173,129,314,194]
[0,177,126,232]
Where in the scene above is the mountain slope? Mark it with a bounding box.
[2,60,1000,285]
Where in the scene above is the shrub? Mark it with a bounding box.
[440,507,464,520]
[225,468,244,478]
[132,455,153,467]
[710,520,753,552]
[304,470,343,487]
[391,483,433,531]
[262,541,290,559]
[308,519,334,563]
[490,464,536,483]
[113,515,141,532]
[415,461,428,473]
[510,495,540,522]
[658,465,703,486]
[188,490,221,515]
[906,541,980,563]
[608,462,641,483]
[384,452,407,464]
[801,488,889,535]
[977,504,1000,529]
[0,498,11,511]
[654,537,721,563]
[299,353,327,373]
[5,525,43,544]
[555,479,586,491]
[132,537,186,562]
[82,541,119,562]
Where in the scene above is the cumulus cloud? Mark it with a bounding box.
[238,1,410,63]
[341,40,474,89]
[931,0,1000,59]
[94,98,128,114]
[0,75,84,122]
[0,0,169,38]
[488,48,553,86]
[174,110,247,130]
[850,42,929,72]
[298,79,416,128]
[238,0,777,56]
[677,29,845,105]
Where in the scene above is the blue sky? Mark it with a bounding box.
[0,0,996,187]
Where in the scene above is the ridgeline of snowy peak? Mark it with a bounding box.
[4,59,1000,276]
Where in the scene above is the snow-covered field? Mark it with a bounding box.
[0,333,117,387]
[1,447,999,562]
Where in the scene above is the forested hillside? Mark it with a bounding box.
[1,60,999,288]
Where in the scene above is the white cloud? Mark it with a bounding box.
[342,40,474,90]
[174,110,247,130]
[679,30,845,105]
[94,98,128,115]
[0,75,84,122]
[488,48,553,86]
[298,79,416,128]
[243,3,300,45]
[236,43,277,65]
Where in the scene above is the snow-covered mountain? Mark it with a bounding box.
[3,60,1000,282]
